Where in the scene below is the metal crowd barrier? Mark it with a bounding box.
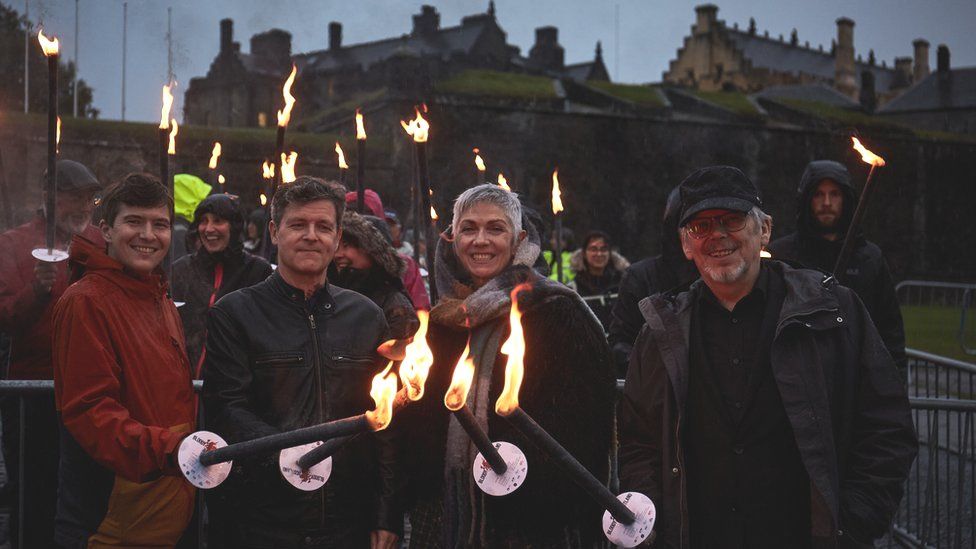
[0,350,973,549]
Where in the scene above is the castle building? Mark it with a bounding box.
[663,4,933,105]
[184,3,608,129]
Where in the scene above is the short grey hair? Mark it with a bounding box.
[451,184,523,235]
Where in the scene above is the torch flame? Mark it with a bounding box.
[400,108,429,143]
[159,84,174,129]
[398,310,434,401]
[444,340,475,411]
[277,65,297,127]
[56,117,61,153]
[365,362,398,431]
[356,109,367,140]
[260,193,268,206]
[430,206,438,220]
[37,29,59,57]
[262,161,275,180]
[851,137,886,167]
[209,142,222,169]
[218,174,226,185]
[473,148,486,172]
[551,168,564,215]
[497,173,510,191]
[495,284,531,416]
[760,248,772,258]
[280,151,298,184]
[167,120,178,155]
[335,142,349,169]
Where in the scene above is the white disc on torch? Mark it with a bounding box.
[31,248,69,263]
[602,491,656,548]
[473,441,528,497]
[178,430,232,490]
[279,441,332,491]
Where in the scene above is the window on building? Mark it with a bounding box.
[258,112,268,127]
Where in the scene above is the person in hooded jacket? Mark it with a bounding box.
[331,211,420,340]
[768,160,907,374]
[171,193,273,373]
[607,187,699,377]
[570,230,630,331]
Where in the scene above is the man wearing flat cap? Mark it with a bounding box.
[0,159,104,546]
[618,166,916,548]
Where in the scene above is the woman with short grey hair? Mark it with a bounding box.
[399,184,616,548]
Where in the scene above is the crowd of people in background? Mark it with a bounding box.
[0,156,917,548]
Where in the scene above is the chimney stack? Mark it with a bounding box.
[834,17,856,97]
[912,39,930,82]
[694,5,718,35]
[329,22,342,51]
[412,5,440,36]
[859,70,876,112]
[893,57,913,89]
[937,44,950,73]
[528,26,565,72]
[220,19,233,56]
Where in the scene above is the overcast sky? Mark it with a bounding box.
[9,0,976,122]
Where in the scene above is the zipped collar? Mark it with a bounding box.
[268,270,336,312]
[68,234,169,297]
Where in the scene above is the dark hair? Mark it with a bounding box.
[583,230,612,251]
[271,176,346,226]
[99,173,173,226]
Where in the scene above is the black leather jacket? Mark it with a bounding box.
[202,271,400,547]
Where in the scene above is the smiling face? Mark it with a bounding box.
[453,202,525,288]
[197,212,232,254]
[270,199,340,283]
[810,179,845,233]
[584,237,610,272]
[334,240,373,271]
[681,208,770,289]
[101,204,172,275]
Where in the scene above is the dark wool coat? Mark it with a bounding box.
[618,261,917,549]
[768,160,907,374]
[401,215,616,548]
[330,212,419,340]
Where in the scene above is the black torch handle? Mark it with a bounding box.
[554,216,563,284]
[46,55,58,252]
[296,388,411,470]
[506,407,635,525]
[273,125,285,194]
[453,406,508,474]
[415,141,438,303]
[199,414,370,467]
[356,139,366,213]
[831,164,880,282]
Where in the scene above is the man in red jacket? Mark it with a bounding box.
[52,173,196,547]
[0,159,102,547]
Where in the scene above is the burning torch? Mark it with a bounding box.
[32,29,66,262]
[473,148,486,185]
[158,83,174,203]
[335,142,348,186]
[355,109,367,212]
[280,151,298,185]
[180,362,399,490]
[497,173,511,192]
[208,142,222,187]
[494,285,656,547]
[831,136,887,281]
[283,312,435,489]
[274,65,297,195]
[401,107,438,303]
[444,336,527,496]
[260,161,274,208]
[551,169,565,283]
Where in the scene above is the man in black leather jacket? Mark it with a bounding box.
[202,177,401,548]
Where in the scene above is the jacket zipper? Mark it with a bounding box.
[675,412,686,549]
[307,312,327,528]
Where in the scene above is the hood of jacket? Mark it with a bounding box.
[795,160,859,243]
[569,248,630,273]
[339,211,405,279]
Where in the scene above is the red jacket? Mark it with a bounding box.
[0,214,102,379]
[53,234,195,480]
